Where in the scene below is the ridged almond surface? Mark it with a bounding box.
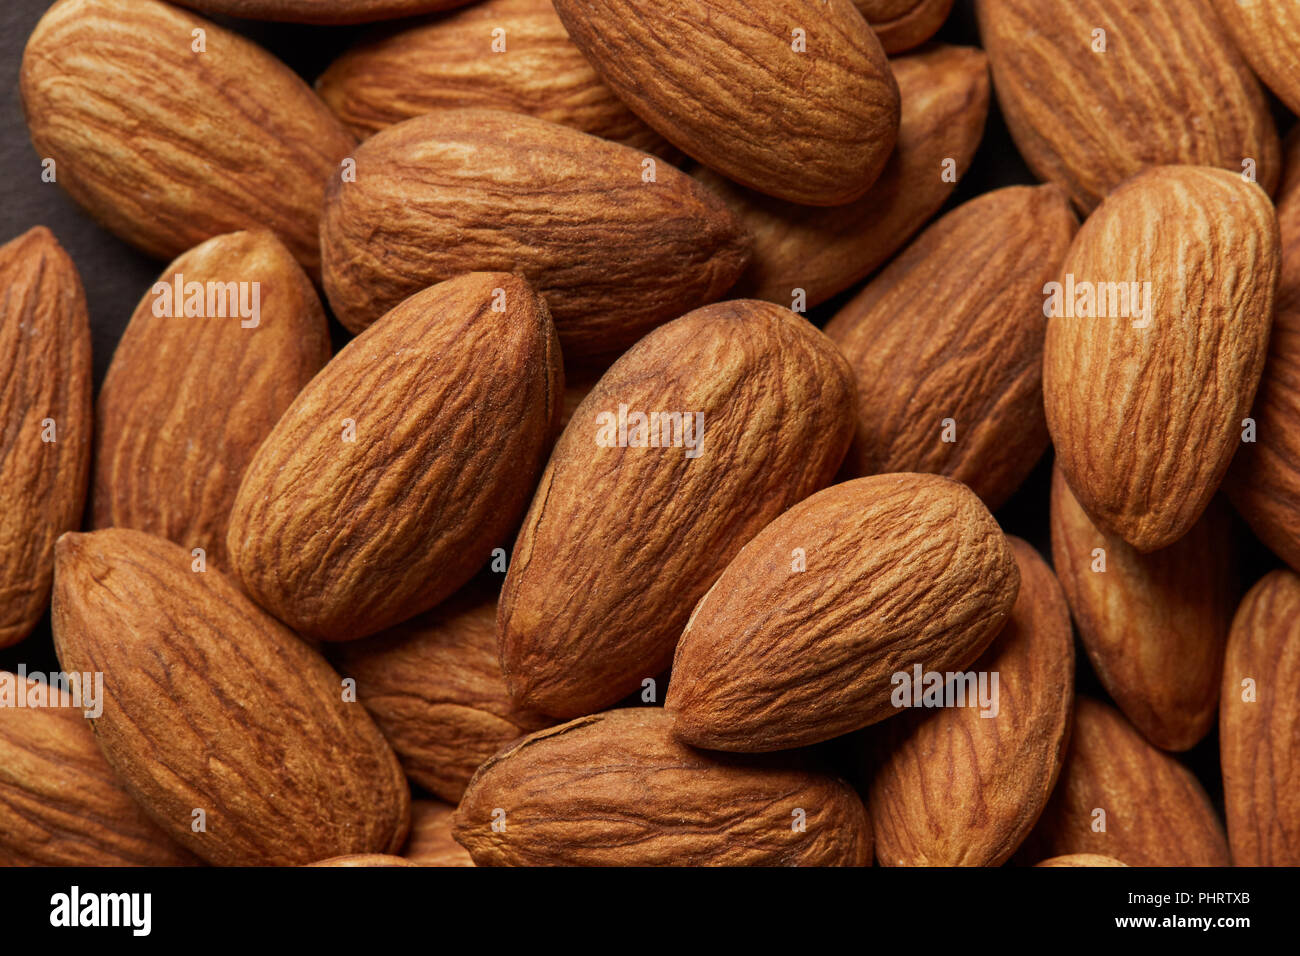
[306,854,417,866]
[1026,698,1231,866]
[700,44,989,308]
[20,0,356,277]
[1220,570,1300,866]
[1050,466,1235,751]
[551,0,900,206]
[333,589,552,802]
[50,529,410,866]
[404,801,474,867]
[826,185,1076,509]
[315,0,669,153]
[666,474,1020,752]
[498,300,855,718]
[1034,854,1127,867]
[976,0,1279,212]
[173,0,472,24]
[866,538,1073,866]
[228,273,562,642]
[0,227,91,649]
[855,0,953,53]
[1211,0,1300,116]
[93,231,330,572]
[1043,166,1278,552]
[0,674,196,866]
[453,709,873,867]
[319,109,748,362]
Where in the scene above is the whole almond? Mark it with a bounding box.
[319,109,748,361]
[0,227,91,649]
[453,709,873,867]
[1220,570,1300,866]
[1035,854,1127,867]
[332,588,552,802]
[228,272,561,642]
[666,474,1020,752]
[51,529,410,867]
[172,0,472,24]
[404,801,474,867]
[498,300,855,718]
[1211,0,1300,116]
[700,44,989,308]
[1026,697,1231,866]
[826,184,1077,509]
[93,231,330,572]
[976,0,1279,212]
[1043,166,1278,552]
[20,0,355,277]
[855,0,954,53]
[551,0,900,206]
[1050,466,1235,751]
[0,673,196,866]
[866,537,1073,866]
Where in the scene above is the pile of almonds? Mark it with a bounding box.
[2,0,1299,868]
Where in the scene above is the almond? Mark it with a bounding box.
[403,800,474,867]
[1279,127,1300,291]
[855,0,954,53]
[1050,466,1235,751]
[498,300,855,718]
[306,854,417,867]
[551,0,900,206]
[1043,166,1279,552]
[666,473,1019,752]
[319,109,748,362]
[0,227,91,649]
[865,537,1073,866]
[51,529,410,866]
[1220,569,1300,866]
[20,0,355,277]
[825,184,1077,509]
[452,708,873,866]
[699,44,989,309]
[976,0,1279,212]
[228,273,560,642]
[1025,697,1231,866]
[1034,854,1127,867]
[1211,0,1300,116]
[93,231,330,572]
[172,1,472,24]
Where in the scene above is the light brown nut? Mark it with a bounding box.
[0,227,91,649]
[93,231,330,572]
[1034,854,1127,867]
[228,272,561,642]
[305,854,417,866]
[1278,127,1300,295]
[171,0,473,24]
[0,673,197,866]
[403,801,474,867]
[332,589,552,803]
[1050,466,1235,752]
[499,300,855,718]
[51,529,410,867]
[551,0,900,206]
[666,473,1020,752]
[319,109,748,362]
[453,709,873,867]
[854,0,954,53]
[1026,698,1231,866]
[1220,570,1300,866]
[826,184,1077,509]
[976,0,1279,212]
[699,44,989,309]
[1211,0,1300,116]
[866,538,1073,866]
[1043,166,1278,552]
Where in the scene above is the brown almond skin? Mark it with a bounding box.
[700,44,989,309]
[1035,854,1127,867]
[93,231,330,572]
[666,474,1020,753]
[1279,127,1300,295]
[20,0,355,278]
[306,854,417,866]
[228,272,562,642]
[552,0,900,206]
[332,589,552,803]
[855,0,953,53]
[0,227,91,649]
[51,529,410,867]
[1220,570,1300,866]
[404,801,474,867]
[319,109,748,362]
[315,0,670,154]
[173,1,473,24]
[453,709,873,867]
[499,300,856,719]
[0,674,197,866]
[866,538,1073,866]
[1211,0,1300,116]
[976,0,1279,213]
[1050,467,1235,752]
[1044,166,1279,553]
[826,185,1077,510]
[1026,698,1231,866]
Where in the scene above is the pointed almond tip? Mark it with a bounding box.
[54,531,84,562]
